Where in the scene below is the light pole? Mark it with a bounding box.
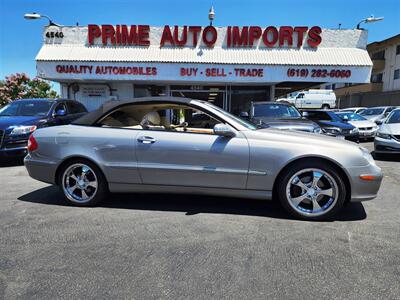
[24,13,61,26]
[356,15,384,29]
[208,6,215,26]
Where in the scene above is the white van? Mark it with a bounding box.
[277,89,337,109]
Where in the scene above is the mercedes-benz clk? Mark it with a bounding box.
[24,97,383,220]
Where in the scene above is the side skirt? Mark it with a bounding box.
[108,183,272,200]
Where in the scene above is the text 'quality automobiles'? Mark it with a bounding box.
[24,97,382,220]
[0,99,87,157]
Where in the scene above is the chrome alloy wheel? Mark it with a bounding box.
[62,163,98,203]
[286,168,339,217]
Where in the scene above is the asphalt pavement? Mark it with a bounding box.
[0,142,399,299]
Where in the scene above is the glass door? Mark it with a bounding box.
[170,85,227,110]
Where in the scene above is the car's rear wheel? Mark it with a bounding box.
[60,159,108,206]
[277,161,347,220]
[322,104,330,110]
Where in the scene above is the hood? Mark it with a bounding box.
[348,120,377,128]
[380,123,400,134]
[318,120,354,129]
[253,117,318,132]
[363,115,383,122]
[244,127,363,156]
[0,116,43,130]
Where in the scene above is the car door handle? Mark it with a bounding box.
[137,136,156,144]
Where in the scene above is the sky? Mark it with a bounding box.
[0,0,399,86]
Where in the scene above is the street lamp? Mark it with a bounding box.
[24,12,60,26]
[356,15,384,29]
[208,6,215,26]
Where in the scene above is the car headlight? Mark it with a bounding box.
[313,127,322,134]
[322,127,341,135]
[376,132,391,139]
[359,146,376,166]
[9,125,37,136]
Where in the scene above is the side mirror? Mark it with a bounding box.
[54,109,67,117]
[302,111,309,117]
[376,119,383,125]
[343,116,349,122]
[213,123,236,137]
[239,111,249,119]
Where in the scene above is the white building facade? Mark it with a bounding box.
[35,24,372,113]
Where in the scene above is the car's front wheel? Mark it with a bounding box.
[277,161,347,220]
[59,159,108,206]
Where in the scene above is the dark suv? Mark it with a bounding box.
[240,102,322,133]
[0,98,87,157]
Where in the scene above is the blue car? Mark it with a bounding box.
[0,98,87,157]
[302,110,360,142]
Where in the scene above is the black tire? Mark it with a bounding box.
[277,160,347,221]
[58,158,108,206]
[321,104,330,110]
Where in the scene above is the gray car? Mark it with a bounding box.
[360,106,397,124]
[374,108,400,155]
[240,102,322,133]
[24,97,383,220]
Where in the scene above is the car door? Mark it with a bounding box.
[51,102,70,125]
[135,108,250,189]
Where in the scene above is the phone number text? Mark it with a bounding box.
[287,68,352,78]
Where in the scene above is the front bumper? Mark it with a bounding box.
[347,163,383,202]
[344,133,360,142]
[374,136,400,153]
[0,136,29,157]
[358,129,378,139]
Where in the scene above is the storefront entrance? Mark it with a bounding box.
[170,85,271,115]
[170,85,227,110]
[133,84,271,115]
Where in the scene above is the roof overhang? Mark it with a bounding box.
[36,25,372,84]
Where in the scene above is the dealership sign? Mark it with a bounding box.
[37,62,371,83]
[87,24,322,48]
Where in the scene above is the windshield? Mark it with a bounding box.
[336,113,366,121]
[253,103,301,119]
[386,110,400,124]
[0,101,53,116]
[360,108,384,116]
[202,102,257,130]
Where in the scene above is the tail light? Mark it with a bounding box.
[27,134,38,152]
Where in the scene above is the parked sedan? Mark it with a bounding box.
[335,112,379,140]
[374,108,400,155]
[24,97,383,221]
[240,102,322,133]
[0,98,87,157]
[302,110,359,141]
[360,106,397,124]
[340,107,367,114]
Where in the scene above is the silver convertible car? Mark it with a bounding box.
[24,97,383,220]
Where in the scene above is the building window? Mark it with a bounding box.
[396,45,400,55]
[371,50,385,60]
[394,69,400,80]
[371,73,383,83]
